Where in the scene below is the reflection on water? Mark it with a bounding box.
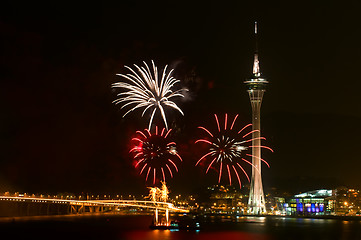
[0,215,361,240]
[235,216,266,223]
[123,229,271,240]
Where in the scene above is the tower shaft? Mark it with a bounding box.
[247,89,266,214]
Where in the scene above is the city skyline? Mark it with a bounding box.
[1,1,361,195]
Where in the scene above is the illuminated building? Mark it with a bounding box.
[273,197,286,215]
[197,185,248,214]
[282,188,361,216]
[209,185,248,214]
[334,187,361,215]
[244,22,268,215]
[284,189,332,216]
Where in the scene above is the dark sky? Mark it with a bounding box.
[1,1,361,196]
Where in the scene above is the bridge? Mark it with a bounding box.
[0,195,188,216]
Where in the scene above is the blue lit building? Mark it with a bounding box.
[284,189,333,216]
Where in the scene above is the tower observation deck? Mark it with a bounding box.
[244,22,268,215]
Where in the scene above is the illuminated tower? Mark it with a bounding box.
[244,22,268,215]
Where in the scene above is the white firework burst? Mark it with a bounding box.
[112,60,186,130]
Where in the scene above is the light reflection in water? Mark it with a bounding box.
[2,215,361,240]
[124,230,271,240]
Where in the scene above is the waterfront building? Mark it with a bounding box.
[334,187,361,215]
[272,197,286,215]
[284,189,332,216]
[282,188,361,216]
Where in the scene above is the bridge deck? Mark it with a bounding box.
[0,196,188,212]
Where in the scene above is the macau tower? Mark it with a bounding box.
[244,22,269,215]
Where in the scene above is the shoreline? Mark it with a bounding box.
[200,213,361,221]
[0,212,153,223]
[265,214,361,221]
[1,211,361,223]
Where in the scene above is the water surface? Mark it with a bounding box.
[1,214,360,240]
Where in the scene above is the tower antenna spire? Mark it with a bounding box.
[253,21,260,76]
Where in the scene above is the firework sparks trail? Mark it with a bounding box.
[130,126,182,185]
[112,60,187,130]
[195,114,272,188]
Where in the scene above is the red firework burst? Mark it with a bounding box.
[195,114,273,188]
[130,126,182,185]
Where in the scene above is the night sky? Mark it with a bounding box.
[1,1,361,196]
